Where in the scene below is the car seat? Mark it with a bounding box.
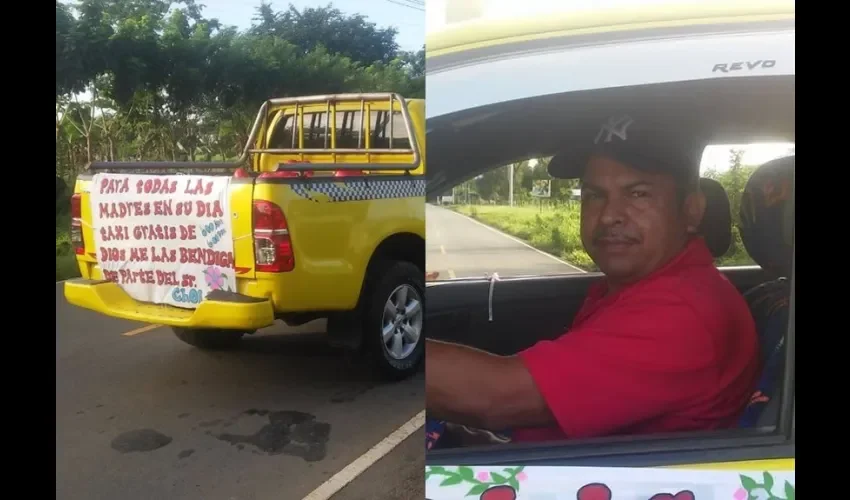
[696,177,733,258]
[736,155,795,428]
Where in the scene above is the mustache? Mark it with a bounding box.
[592,228,640,244]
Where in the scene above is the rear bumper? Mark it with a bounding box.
[63,279,276,330]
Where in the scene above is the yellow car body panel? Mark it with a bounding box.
[426,0,795,58]
[63,278,275,330]
[248,177,425,313]
[667,458,794,471]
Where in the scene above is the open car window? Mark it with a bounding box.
[427,142,795,282]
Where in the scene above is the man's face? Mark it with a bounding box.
[579,154,699,285]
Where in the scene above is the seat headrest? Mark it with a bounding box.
[698,177,732,258]
[739,155,795,277]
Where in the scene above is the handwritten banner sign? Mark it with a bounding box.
[425,465,795,500]
[89,173,236,309]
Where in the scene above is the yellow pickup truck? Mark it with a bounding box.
[64,93,426,379]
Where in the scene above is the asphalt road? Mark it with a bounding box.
[56,281,424,500]
[426,204,585,280]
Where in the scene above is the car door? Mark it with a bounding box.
[426,267,767,356]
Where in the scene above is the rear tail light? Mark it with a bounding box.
[232,168,251,178]
[70,193,85,255]
[253,200,294,272]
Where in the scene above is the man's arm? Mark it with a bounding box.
[425,339,555,430]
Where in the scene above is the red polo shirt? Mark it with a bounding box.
[513,237,759,442]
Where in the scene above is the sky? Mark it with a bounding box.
[700,143,794,173]
[198,0,425,50]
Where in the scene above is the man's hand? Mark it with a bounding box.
[426,339,554,431]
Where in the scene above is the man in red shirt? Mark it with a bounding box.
[426,113,760,442]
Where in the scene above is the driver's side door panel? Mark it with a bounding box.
[426,266,767,355]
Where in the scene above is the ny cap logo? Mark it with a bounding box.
[594,115,634,144]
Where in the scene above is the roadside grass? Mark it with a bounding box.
[453,204,598,271]
[450,203,755,271]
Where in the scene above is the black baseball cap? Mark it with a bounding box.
[547,112,706,191]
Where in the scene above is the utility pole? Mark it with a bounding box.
[509,164,514,206]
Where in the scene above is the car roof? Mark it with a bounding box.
[426,0,795,59]
[423,0,794,196]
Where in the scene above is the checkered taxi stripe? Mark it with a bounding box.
[290,178,426,202]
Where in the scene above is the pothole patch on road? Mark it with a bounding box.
[210,409,331,462]
[111,429,172,453]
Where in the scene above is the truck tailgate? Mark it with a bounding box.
[72,173,256,289]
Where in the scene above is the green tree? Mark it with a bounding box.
[703,149,757,265]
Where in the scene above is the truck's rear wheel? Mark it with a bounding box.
[363,260,424,380]
[172,327,245,350]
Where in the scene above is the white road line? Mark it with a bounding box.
[122,324,162,337]
[302,410,425,500]
[444,208,587,273]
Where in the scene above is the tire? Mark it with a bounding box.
[362,260,425,380]
[172,327,245,350]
